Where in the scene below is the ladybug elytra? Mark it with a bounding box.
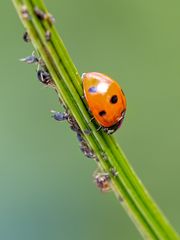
[82,72,126,134]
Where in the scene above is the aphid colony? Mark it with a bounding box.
[20,6,127,192]
[21,52,110,191]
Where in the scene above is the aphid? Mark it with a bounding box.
[20,52,46,68]
[23,31,31,43]
[79,139,97,160]
[110,168,119,177]
[20,53,53,87]
[100,152,108,160]
[46,13,55,24]
[20,55,39,64]
[118,195,124,202]
[82,72,126,134]
[77,132,84,142]
[34,6,46,20]
[51,110,69,121]
[45,30,51,41]
[67,114,82,133]
[21,5,30,19]
[34,6,55,24]
[80,142,96,159]
[94,172,110,192]
[37,69,53,85]
[52,110,97,160]
[51,111,80,133]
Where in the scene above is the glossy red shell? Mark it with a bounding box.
[82,72,126,128]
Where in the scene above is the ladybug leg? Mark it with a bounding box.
[88,107,92,113]
[51,110,69,121]
[102,127,114,135]
[96,125,102,132]
[88,116,95,124]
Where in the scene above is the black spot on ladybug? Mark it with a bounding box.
[88,86,97,93]
[110,95,118,104]
[99,110,106,116]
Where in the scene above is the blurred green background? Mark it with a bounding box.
[0,0,179,239]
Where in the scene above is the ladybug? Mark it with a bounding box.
[82,72,126,134]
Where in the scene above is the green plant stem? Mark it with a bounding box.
[12,0,179,239]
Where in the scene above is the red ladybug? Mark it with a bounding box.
[82,72,126,134]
